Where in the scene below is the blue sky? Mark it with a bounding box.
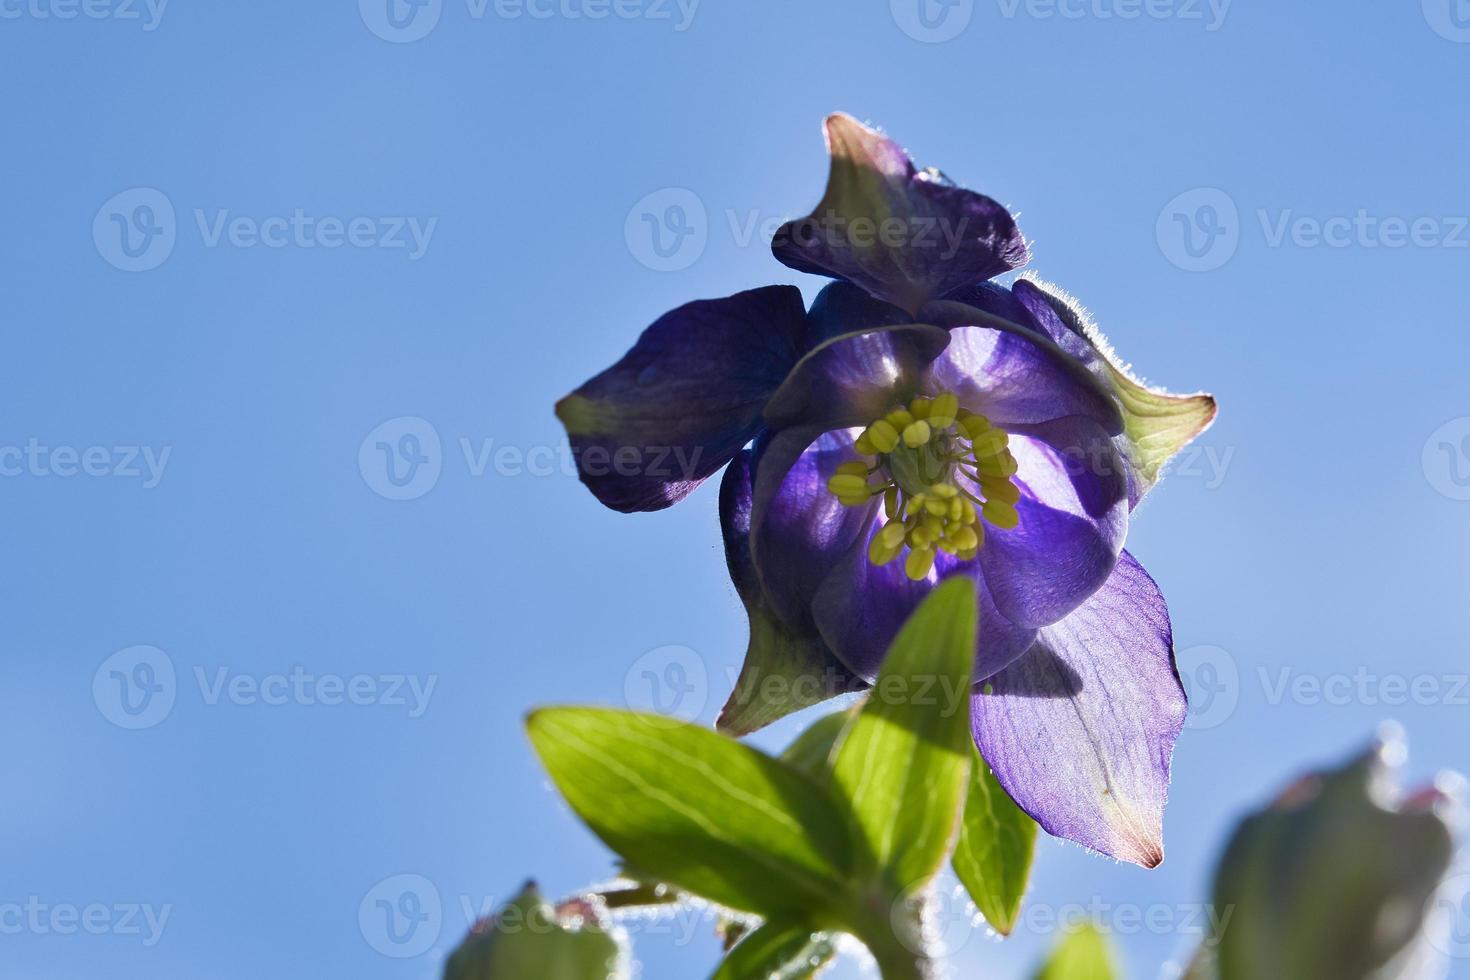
[2,1,1468,977]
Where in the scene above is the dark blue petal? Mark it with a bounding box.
[717,450,865,735]
[763,324,950,432]
[556,285,804,512]
[802,281,912,351]
[772,114,1028,313]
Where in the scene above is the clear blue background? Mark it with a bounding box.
[2,0,1467,977]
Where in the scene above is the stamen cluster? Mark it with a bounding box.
[826,392,1022,581]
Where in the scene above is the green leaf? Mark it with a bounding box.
[526,707,854,919]
[443,883,623,980]
[711,921,836,980]
[1034,924,1121,980]
[830,577,977,891]
[1210,731,1457,980]
[778,706,858,779]
[952,746,1038,936]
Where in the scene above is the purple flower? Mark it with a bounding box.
[556,114,1216,867]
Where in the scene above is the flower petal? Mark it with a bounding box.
[971,551,1187,867]
[916,315,1123,435]
[555,285,805,512]
[717,450,864,735]
[810,548,1039,683]
[748,426,1037,682]
[762,324,949,432]
[749,428,877,631]
[802,281,912,351]
[973,415,1129,629]
[772,114,1028,314]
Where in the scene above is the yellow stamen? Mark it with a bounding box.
[980,477,1021,506]
[866,420,899,454]
[982,499,1020,529]
[902,420,932,447]
[824,391,1024,569]
[904,547,936,581]
[928,393,959,430]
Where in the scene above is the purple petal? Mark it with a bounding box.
[811,546,1038,683]
[747,427,1038,682]
[772,114,1028,314]
[917,318,1123,435]
[762,324,949,432]
[717,450,865,735]
[973,417,1128,629]
[555,286,804,512]
[972,552,1187,868]
[749,428,877,631]
[802,281,913,351]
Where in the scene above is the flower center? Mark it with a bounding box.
[825,391,1022,581]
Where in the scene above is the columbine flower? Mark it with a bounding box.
[556,113,1216,867]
